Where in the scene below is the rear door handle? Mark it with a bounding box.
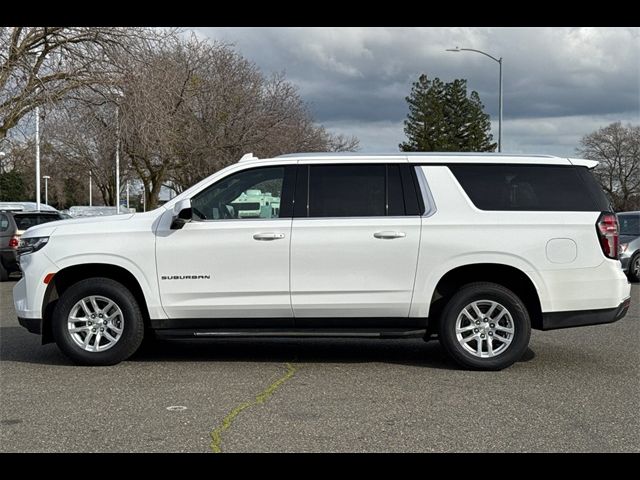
[373,231,406,239]
[253,232,285,241]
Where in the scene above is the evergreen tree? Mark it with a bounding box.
[400,74,497,152]
[0,171,27,201]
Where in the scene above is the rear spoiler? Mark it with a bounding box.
[568,158,599,169]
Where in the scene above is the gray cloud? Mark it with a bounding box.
[193,27,640,155]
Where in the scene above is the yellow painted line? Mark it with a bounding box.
[210,362,298,453]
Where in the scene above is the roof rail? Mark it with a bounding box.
[239,153,259,162]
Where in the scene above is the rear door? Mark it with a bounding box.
[290,162,423,323]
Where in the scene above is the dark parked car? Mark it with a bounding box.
[618,211,640,282]
[0,210,67,281]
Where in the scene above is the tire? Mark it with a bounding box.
[438,282,531,371]
[52,277,145,366]
[628,253,640,283]
[0,262,8,282]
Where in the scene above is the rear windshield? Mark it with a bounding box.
[13,213,61,231]
[449,164,611,212]
[618,214,640,236]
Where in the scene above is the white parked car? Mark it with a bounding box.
[13,153,632,369]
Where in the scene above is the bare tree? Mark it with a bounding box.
[2,30,360,209]
[577,122,640,211]
[44,98,125,206]
[0,27,173,139]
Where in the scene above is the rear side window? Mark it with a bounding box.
[305,164,410,218]
[0,214,9,231]
[309,164,385,217]
[13,214,61,230]
[449,165,611,211]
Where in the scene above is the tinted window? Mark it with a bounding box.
[309,164,402,218]
[0,214,9,231]
[618,214,640,235]
[191,167,286,220]
[449,165,611,211]
[387,164,405,216]
[13,213,62,230]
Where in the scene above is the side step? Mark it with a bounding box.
[154,328,427,340]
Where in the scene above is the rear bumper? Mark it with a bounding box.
[18,317,42,335]
[541,296,631,330]
[0,249,19,271]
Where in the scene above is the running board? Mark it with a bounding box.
[154,328,427,340]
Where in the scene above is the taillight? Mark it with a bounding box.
[8,236,19,249]
[596,212,619,259]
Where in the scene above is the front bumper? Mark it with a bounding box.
[620,254,630,273]
[540,296,631,330]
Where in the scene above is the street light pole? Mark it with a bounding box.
[89,170,92,206]
[446,47,503,152]
[126,180,130,209]
[498,57,503,153]
[115,106,120,214]
[43,175,50,205]
[35,106,41,209]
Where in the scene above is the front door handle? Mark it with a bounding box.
[373,231,406,239]
[253,232,285,241]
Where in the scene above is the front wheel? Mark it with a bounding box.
[52,277,145,366]
[438,282,531,371]
[628,253,640,282]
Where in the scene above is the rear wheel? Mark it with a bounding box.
[52,277,144,365]
[438,282,531,370]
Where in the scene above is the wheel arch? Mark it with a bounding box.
[41,263,152,344]
[425,263,544,332]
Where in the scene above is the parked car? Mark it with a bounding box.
[0,209,68,281]
[13,153,631,370]
[618,211,640,282]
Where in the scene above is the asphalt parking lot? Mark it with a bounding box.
[1,279,638,453]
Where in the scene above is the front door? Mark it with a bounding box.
[290,163,422,322]
[156,165,295,323]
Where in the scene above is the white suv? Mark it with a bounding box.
[13,153,632,370]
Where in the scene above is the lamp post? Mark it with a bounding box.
[35,106,41,209]
[115,105,120,214]
[89,170,92,206]
[446,46,503,152]
[42,175,50,205]
[0,152,5,200]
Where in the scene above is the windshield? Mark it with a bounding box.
[13,213,62,231]
[618,214,640,236]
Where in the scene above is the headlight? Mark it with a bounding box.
[18,236,49,255]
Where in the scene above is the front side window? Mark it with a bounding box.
[191,167,286,220]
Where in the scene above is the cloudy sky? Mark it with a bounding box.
[192,27,639,156]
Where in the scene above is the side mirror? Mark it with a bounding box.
[170,199,192,230]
